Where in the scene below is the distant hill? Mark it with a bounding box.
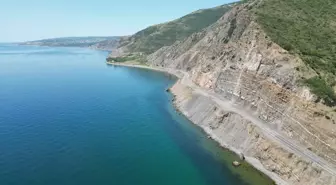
[116,3,236,54]
[89,37,128,50]
[21,36,121,50]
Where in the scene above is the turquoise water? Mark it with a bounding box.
[0,44,272,185]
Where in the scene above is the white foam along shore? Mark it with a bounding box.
[106,61,288,185]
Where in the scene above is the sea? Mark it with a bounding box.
[0,44,273,185]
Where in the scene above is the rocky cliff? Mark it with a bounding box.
[147,1,336,185]
[106,0,336,184]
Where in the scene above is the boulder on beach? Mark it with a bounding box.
[232,161,241,167]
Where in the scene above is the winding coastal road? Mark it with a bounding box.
[107,62,336,182]
[174,69,336,177]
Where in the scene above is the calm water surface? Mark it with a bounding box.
[0,44,273,185]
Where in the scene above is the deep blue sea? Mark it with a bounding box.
[0,44,273,185]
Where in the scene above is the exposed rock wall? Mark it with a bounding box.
[148,2,336,185]
[170,81,336,185]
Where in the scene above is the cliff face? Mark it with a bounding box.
[170,81,335,185]
[148,2,336,185]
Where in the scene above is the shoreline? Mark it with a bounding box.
[106,61,283,185]
[106,62,182,77]
[16,43,114,53]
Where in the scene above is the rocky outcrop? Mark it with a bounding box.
[148,2,336,185]
[170,81,335,185]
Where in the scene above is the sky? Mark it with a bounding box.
[1,0,237,42]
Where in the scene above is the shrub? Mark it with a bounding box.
[305,77,336,106]
[255,0,336,106]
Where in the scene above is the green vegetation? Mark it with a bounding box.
[123,4,235,54]
[106,53,147,64]
[305,77,336,106]
[108,55,137,63]
[255,0,336,106]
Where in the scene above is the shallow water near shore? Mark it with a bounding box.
[0,44,274,185]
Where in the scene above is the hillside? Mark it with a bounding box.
[22,36,120,49]
[114,3,236,55]
[89,36,128,50]
[108,0,336,184]
[255,0,336,106]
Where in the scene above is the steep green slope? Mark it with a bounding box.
[255,0,336,106]
[122,4,235,54]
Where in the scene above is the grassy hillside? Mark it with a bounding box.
[255,0,336,106]
[122,4,235,54]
